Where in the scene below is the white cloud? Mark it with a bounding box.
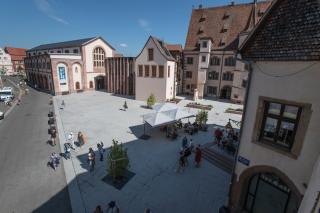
[138,19,151,32]
[120,43,128,48]
[34,0,69,25]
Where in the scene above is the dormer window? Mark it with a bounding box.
[223,12,230,19]
[221,23,229,33]
[220,38,226,46]
[199,14,207,22]
[198,26,204,34]
[258,9,265,17]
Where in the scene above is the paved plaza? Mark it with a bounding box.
[54,91,242,213]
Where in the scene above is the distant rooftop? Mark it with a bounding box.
[28,37,96,51]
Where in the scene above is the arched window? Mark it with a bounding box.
[89,81,93,88]
[93,47,105,67]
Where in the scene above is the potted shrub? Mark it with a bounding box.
[107,139,130,182]
[146,94,156,108]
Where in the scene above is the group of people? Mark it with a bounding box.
[87,141,105,172]
[214,127,239,154]
[176,136,202,173]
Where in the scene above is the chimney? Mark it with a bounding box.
[199,4,202,9]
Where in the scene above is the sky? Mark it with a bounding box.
[0,0,254,56]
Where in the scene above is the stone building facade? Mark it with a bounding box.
[25,37,115,95]
[183,1,271,102]
[229,0,320,212]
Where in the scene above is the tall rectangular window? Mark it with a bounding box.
[144,65,150,77]
[186,71,192,78]
[138,65,143,77]
[201,56,206,62]
[202,41,207,48]
[152,65,157,77]
[224,56,236,66]
[148,48,154,61]
[168,66,170,77]
[159,65,164,78]
[186,57,193,65]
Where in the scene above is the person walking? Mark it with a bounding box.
[176,151,186,173]
[183,146,192,167]
[49,152,60,170]
[195,145,202,168]
[51,129,57,146]
[215,128,222,147]
[106,201,120,213]
[94,205,104,213]
[64,143,71,160]
[88,148,95,172]
[97,142,104,161]
[182,136,188,149]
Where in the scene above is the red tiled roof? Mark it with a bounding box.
[5,47,26,61]
[184,1,272,51]
[166,44,183,52]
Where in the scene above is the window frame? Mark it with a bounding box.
[202,41,207,48]
[151,65,157,77]
[158,65,164,78]
[186,57,193,65]
[144,65,150,77]
[224,56,236,66]
[148,48,154,61]
[138,65,143,77]
[210,56,221,66]
[201,55,206,63]
[186,71,192,79]
[252,96,312,158]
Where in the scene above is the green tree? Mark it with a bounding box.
[107,139,130,181]
[196,110,208,127]
[147,93,156,108]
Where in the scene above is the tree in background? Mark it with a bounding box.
[147,94,156,108]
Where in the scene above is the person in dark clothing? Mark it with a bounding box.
[195,145,202,168]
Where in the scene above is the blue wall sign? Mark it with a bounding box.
[238,156,250,166]
[58,67,66,80]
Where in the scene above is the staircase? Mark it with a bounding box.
[201,144,235,174]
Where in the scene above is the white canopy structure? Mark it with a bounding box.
[143,103,195,128]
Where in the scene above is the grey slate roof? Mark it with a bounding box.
[151,36,176,61]
[240,0,320,61]
[28,37,95,51]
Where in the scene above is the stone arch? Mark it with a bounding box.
[231,165,302,212]
[72,63,82,90]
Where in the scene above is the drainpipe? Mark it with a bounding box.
[226,58,254,211]
[218,54,224,98]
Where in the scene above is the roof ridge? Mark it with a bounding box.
[193,0,271,11]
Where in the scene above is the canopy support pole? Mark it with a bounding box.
[139,116,150,140]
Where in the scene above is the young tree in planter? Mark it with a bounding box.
[196,110,208,130]
[107,139,130,181]
[123,101,128,111]
[146,93,156,108]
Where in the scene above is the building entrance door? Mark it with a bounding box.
[244,173,299,213]
[95,76,105,90]
[220,86,231,99]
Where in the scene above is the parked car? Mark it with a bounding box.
[0,111,4,120]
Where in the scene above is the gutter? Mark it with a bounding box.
[227,57,254,209]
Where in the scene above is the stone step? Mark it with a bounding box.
[202,147,234,174]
